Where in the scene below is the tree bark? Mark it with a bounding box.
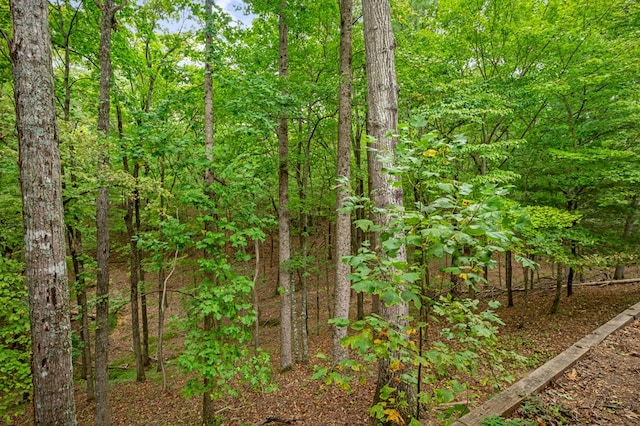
[567,242,576,297]
[363,0,416,421]
[95,0,126,424]
[202,0,216,421]
[67,227,95,400]
[253,239,261,350]
[614,195,638,280]
[278,0,293,372]
[333,0,353,365]
[353,107,366,320]
[123,161,145,382]
[550,262,564,314]
[505,250,513,307]
[56,3,94,397]
[9,0,77,422]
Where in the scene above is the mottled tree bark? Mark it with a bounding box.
[332,0,353,365]
[9,0,77,422]
[278,0,293,372]
[363,0,416,421]
[95,0,127,424]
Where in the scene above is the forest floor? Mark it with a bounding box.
[7,250,640,426]
[510,319,640,426]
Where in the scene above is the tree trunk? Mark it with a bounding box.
[363,0,416,421]
[567,242,576,297]
[550,263,564,314]
[95,1,126,424]
[123,162,145,382]
[67,227,95,400]
[156,163,167,374]
[253,239,261,350]
[614,195,638,280]
[505,250,513,307]
[333,0,353,365]
[136,183,150,367]
[59,9,94,396]
[202,0,216,421]
[9,0,78,421]
[278,0,293,372]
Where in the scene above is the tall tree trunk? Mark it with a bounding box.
[614,195,639,280]
[68,227,95,400]
[202,0,216,422]
[123,161,145,382]
[363,0,416,421]
[156,162,167,374]
[505,250,513,307]
[136,180,149,367]
[9,0,78,422]
[333,0,353,365]
[95,1,127,424]
[353,107,366,320]
[253,239,261,350]
[278,0,293,372]
[57,4,93,398]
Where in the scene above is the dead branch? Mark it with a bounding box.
[252,416,299,426]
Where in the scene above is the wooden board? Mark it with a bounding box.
[450,301,640,426]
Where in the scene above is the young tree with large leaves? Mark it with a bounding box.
[7,0,77,422]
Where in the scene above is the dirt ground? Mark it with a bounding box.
[7,251,640,426]
[512,319,640,426]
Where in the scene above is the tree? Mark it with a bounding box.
[202,0,215,421]
[362,0,416,420]
[95,0,127,423]
[7,0,77,422]
[277,0,293,372]
[332,0,352,365]
[49,0,96,400]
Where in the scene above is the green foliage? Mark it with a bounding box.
[177,150,277,402]
[0,90,21,257]
[317,134,524,424]
[179,243,277,400]
[0,256,30,423]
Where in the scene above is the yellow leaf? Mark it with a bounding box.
[383,408,406,425]
[422,149,438,157]
[374,339,383,345]
[389,360,404,373]
[459,273,468,280]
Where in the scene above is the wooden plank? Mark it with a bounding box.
[451,301,640,426]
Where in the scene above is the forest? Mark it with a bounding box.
[1,0,639,425]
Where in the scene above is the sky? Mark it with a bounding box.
[215,0,255,26]
[157,0,255,35]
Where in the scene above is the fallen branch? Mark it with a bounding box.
[473,277,640,298]
[252,416,299,426]
[108,364,129,370]
[574,277,640,287]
